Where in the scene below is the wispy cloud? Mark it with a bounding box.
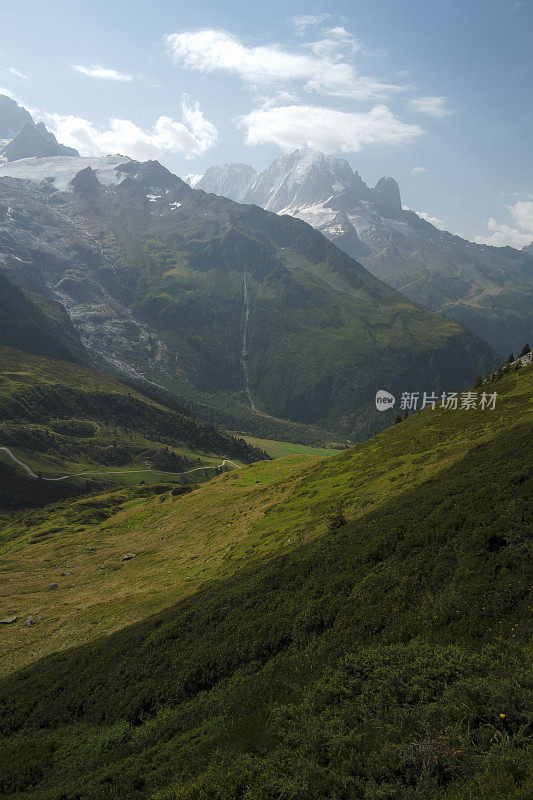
[164,29,405,100]
[412,166,427,173]
[6,67,27,80]
[289,14,331,34]
[417,210,445,229]
[46,97,217,160]
[72,65,133,81]
[238,103,422,153]
[409,96,452,118]
[308,26,359,61]
[474,200,533,248]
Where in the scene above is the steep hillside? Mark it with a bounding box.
[0,362,530,799]
[0,358,529,672]
[0,163,499,440]
[0,347,265,509]
[0,271,87,363]
[197,149,533,355]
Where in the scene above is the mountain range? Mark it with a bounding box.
[0,93,531,800]
[193,149,533,355]
[0,157,498,441]
[0,93,522,444]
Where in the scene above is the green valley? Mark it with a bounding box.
[0,360,531,799]
[0,346,265,509]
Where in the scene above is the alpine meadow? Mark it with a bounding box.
[0,2,531,799]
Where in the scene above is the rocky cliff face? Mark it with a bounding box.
[195,163,257,202]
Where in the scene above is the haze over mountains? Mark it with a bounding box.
[193,149,533,355]
[0,93,522,444]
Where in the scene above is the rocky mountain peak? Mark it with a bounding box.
[69,166,102,198]
[242,148,363,212]
[1,119,79,161]
[196,163,257,202]
[118,159,188,193]
[371,176,402,212]
[0,94,33,140]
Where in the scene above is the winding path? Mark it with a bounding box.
[0,447,241,482]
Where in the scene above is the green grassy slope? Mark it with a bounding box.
[0,347,265,508]
[0,362,530,674]
[240,434,343,459]
[359,220,533,357]
[0,365,531,799]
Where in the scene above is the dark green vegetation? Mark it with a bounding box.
[0,161,500,440]
[123,375,345,449]
[0,365,530,799]
[0,347,265,508]
[0,271,87,363]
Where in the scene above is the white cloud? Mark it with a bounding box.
[183,173,203,187]
[164,29,404,100]
[289,14,330,33]
[259,90,299,109]
[417,210,445,229]
[510,200,533,232]
[6,67,27,80]
[238,103,423,153]
[45,98,217,160]
[73,65,133,81]
[409,96,452,118]
[474,200,533,248]
[308,26,359,61]
[412,166,427,173]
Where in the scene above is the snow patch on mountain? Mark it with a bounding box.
[0,154,133,190]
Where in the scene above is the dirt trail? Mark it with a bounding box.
[0,447,241,482]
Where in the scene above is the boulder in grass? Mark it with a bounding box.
[122,553,136,562]
[0,615,17,625]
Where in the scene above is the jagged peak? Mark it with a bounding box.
[0,117,79,161]
[0,93,33,140]
[372,176,402,211]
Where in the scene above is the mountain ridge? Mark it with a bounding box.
[0,96,79,161]
[193,148,533,355]
[0,161,499,440]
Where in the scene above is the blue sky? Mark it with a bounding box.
[1,0,532,245]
